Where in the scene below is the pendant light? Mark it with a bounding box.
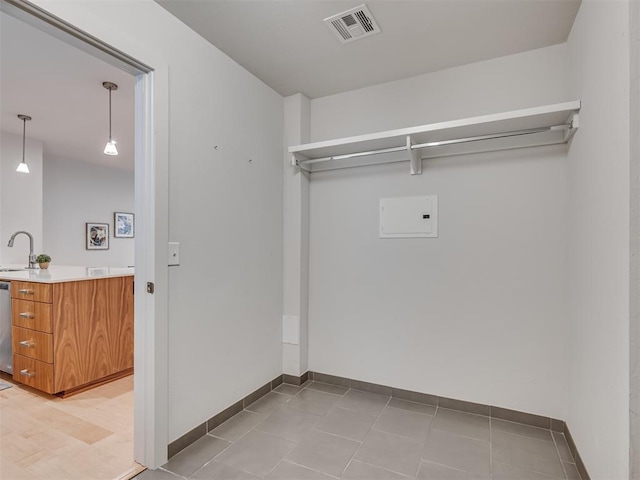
[102,81,118,156]
[16,114,32,174]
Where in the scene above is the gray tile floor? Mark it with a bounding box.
[135,381,582,480]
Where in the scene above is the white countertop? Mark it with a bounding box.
[0,265,134,283]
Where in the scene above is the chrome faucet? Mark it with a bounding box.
[7,231,36,269]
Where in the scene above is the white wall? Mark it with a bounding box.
[565,1,631,477]
[43,155,134,267]
[310,44,570,142]
[166,24,283,440]
[630,0,640,476]
[307,44,572,420]
[29,0,284,450]
[282,94,311,376]
[0,131,43,265]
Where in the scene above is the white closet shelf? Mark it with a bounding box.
[289,101,580,174]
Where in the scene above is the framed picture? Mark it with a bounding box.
[114,212,135,238]
[86,223,109,250]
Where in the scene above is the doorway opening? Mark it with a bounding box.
[0,0,164,474]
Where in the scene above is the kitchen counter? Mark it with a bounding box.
[7,266,134,395]
[0,266,134,283]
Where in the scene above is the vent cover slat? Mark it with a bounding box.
[331,19,352,40]
[354,11,374,32]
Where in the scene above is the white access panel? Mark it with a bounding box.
[379,195,438,238]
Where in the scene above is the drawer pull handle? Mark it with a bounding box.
[20,369,35,378]
[19,340,34,348]
[18,289,34,295]
[19,312,35,319]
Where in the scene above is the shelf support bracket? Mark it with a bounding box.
[563,112,579,143]
[407,135,422,175]
[292,153,311,172]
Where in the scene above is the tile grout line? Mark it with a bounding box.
[416,403,439,476]
[274,385,358,478]
[335,389,390,479]
[222,386,347,478]
[309,423,366,443]
[304,384,350,397]
[551,431,570,480]
[385,399,436,417]
[156,466,184,479]
[279,459,341,479]
[213,417,298,479]
[353,394,430,479]
[210,403,295,469]
[183,434,238,479]
[492,417,559,439]
[422,405,497,478]
[275,385,358,477]
[261,439,299,478]
[490,425,559,444]
[489,414,493,479]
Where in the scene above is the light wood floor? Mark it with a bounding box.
[0,374,145,480]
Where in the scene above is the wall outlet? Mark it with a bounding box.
[168,242,180,266]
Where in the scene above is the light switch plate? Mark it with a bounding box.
[168,242,180,266]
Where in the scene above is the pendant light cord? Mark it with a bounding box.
[22,117,26,163]
[108,87,112,142]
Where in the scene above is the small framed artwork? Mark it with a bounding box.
[86,223,109,250]
[114,212,135,238]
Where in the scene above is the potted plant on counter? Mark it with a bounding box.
[36,254,51,269]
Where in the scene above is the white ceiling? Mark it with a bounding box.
[0,12,135,170]
[156,0,581,99]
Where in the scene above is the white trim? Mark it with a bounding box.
[134,70,168,468]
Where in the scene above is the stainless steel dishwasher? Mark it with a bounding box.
[0,281,12,375]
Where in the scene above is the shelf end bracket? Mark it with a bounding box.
[407,136,422,175]
[292,152,306,167]
[564,112,579,143]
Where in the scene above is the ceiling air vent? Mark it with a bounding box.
[324,4,381,44]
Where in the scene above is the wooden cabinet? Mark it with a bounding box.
[11,299,53,332]
[12,281,52,303]
[13,354,54,393]
[11,276,133,395]
[12,326,54,363]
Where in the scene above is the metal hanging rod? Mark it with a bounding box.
[295,123,572,167]
[411,123,571,149]
[301,145,408,165]
[296,157,408,174]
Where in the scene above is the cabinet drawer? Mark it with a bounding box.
[12,326,53,363]
[11,282,52,303]
[13,354,54,394]
[12,300,53,333]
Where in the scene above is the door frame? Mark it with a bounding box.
[0,0,169,468]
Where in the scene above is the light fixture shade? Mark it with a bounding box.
[16,162,30,174]
[104,140,118,156]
